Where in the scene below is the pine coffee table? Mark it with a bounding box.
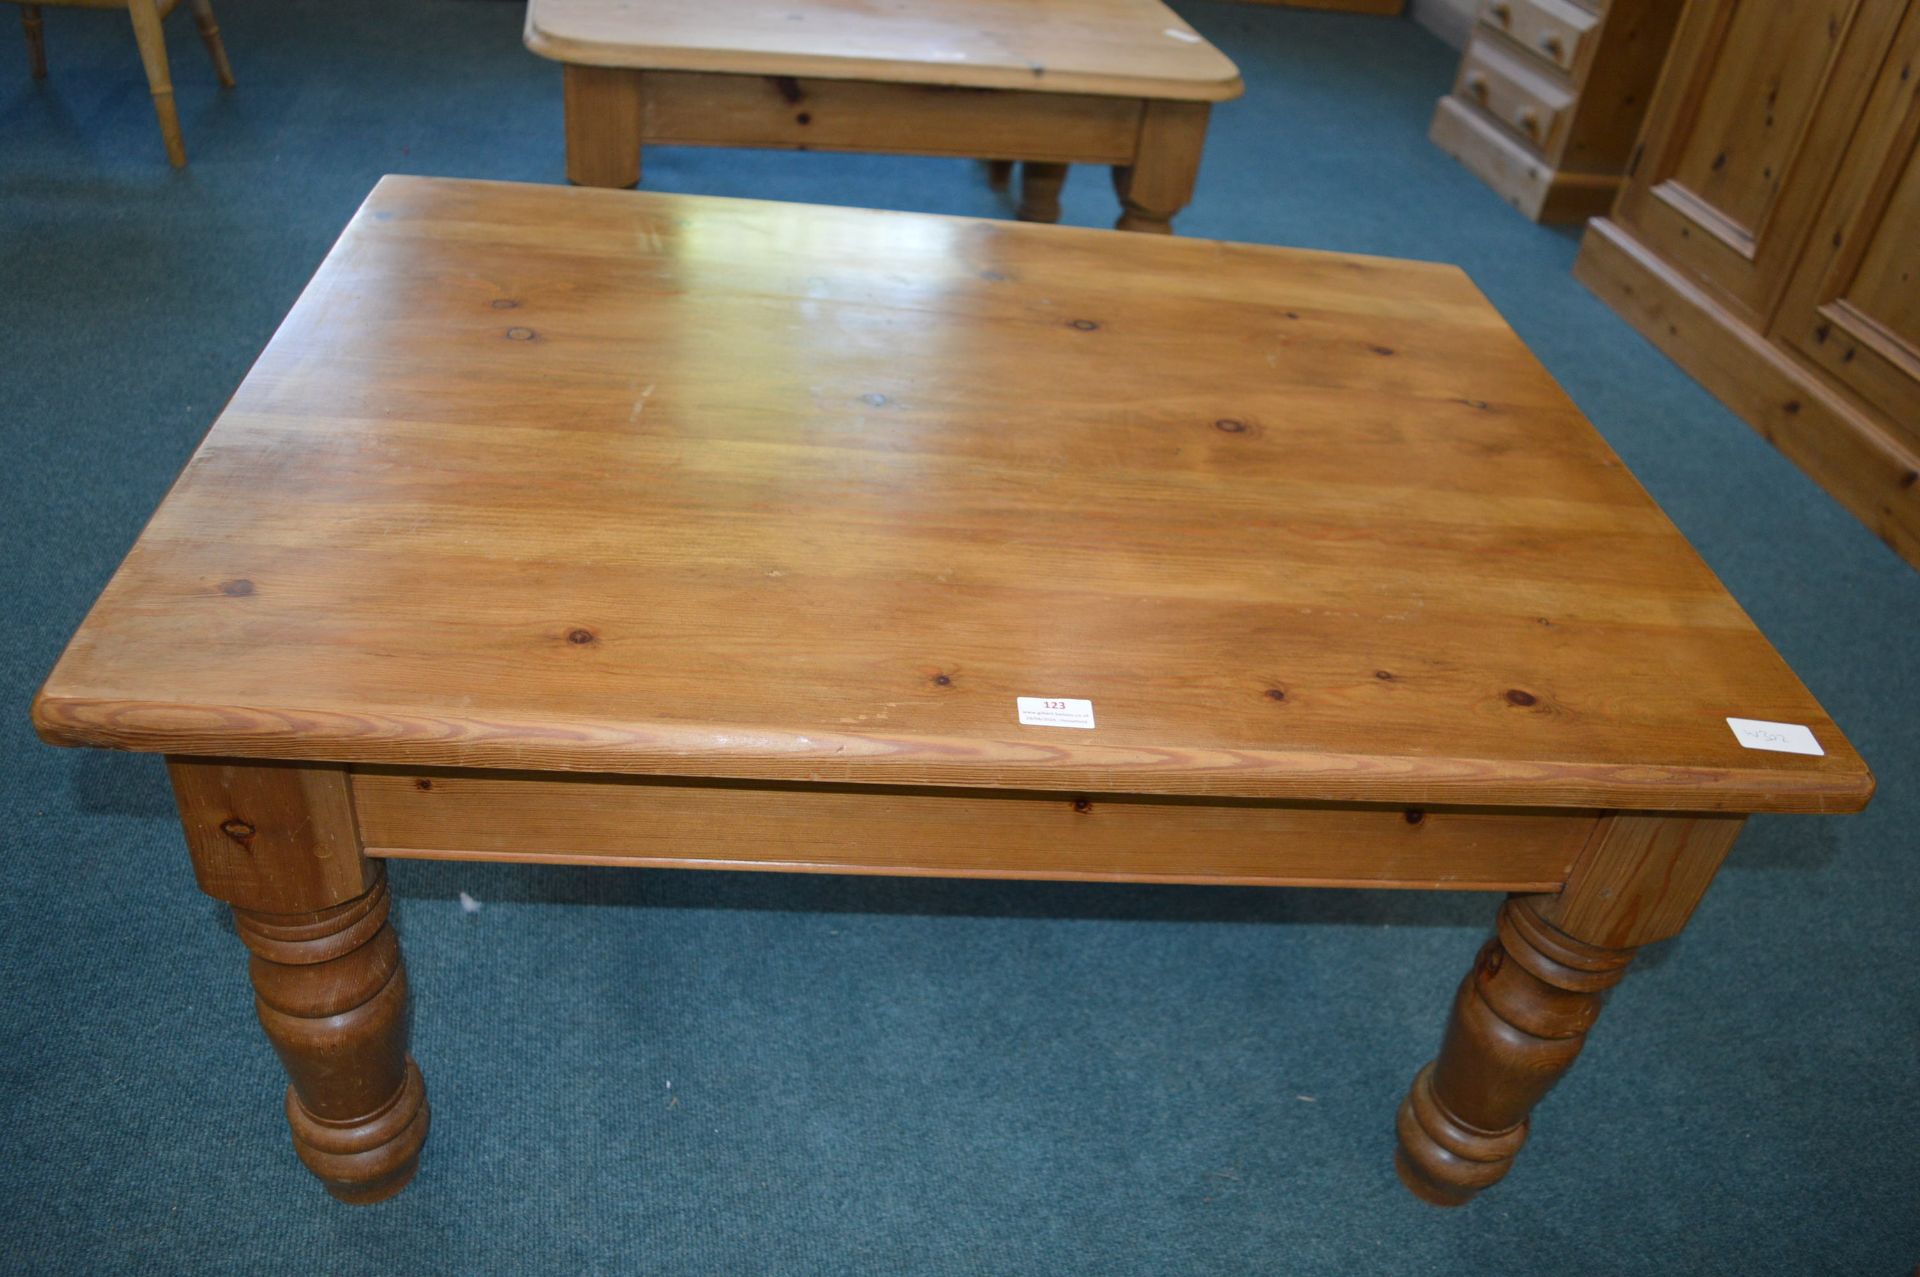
[523,0,1243,232]
[33,176,1873,1206]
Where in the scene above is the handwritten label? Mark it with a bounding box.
[1018,697,1096,729]
[1726,717,1824,757]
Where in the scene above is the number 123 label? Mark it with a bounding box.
[1017,697,1096,729]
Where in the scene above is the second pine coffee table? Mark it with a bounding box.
[33,176,1872,1206]
[523,0,1243,232]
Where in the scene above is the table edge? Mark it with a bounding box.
[31,691,1876,815]
[522,10,1247,102]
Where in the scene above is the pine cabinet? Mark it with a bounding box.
[1576,0,1920,567]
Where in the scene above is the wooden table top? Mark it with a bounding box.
[34,177,1872,814]
[523,0,1244,102]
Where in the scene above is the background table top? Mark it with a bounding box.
[32,176,1871,813]
[523,0,1244,101]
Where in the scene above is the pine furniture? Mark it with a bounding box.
[1428,0,1680,222]
[33,176,1873,1205]
[1575,0,1920,569]
[522,0,1242,233]
[13,0,235,166]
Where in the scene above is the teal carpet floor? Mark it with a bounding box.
[3,1,1916,1272]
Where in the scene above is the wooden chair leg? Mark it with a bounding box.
[126,0,185,167]
[983,159,1014,191]
[563,63,643,188]
[188,0,235,88]
[1016,162,1068,223]
[1112,101,1211,234]
[22,4,47,79]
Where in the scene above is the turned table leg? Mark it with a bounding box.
[1395,814,1744,1205]
[1016,162,1068,223]
[169,758,430,1203]
[564,63,643,188]
[1112,100,1210,234]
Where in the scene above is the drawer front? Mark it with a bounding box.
[1481,0,1600,76]
[1457,38,1574,157]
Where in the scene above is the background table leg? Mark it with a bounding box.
[169,759,430,1203]
[1112,101,1210,234]
[1394,814,1744,1205]
[1016,162,1068,223]
[564,64,643,188]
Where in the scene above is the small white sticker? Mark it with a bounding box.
[1726,717,1824,756]
[1018,697,1096,729]
[1164,27,1202,41]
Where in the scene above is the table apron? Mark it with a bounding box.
[627,70,1146,164]
[351,766,1596,891]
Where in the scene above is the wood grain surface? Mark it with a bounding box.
[523,0,1243,102]
[32,176,1873,813]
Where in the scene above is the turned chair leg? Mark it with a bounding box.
[188,0,235,88]
[125,0,185,166]
[1016,162,1068,223]
[21,4,46,79]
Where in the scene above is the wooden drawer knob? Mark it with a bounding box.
[1488,2,1512,25]
[1539,34,1565,60]
[1467,73,1490,100]
[1516,106,1541,137]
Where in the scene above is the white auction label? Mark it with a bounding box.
[1726,717,1824,756]
[1017,697,1096,729]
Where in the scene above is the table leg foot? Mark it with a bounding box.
[1016,162,1068,223]
[1394,896,1633,1206]
[564,64,643,188]
[236,864,430,1204]
[1111,101,1210,235]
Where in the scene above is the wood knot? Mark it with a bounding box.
[567,628,597,645]
[1369,345,1395,356]
[1214,418,1248,433]
[490,299,520,310]
[219,578,254,596]
[861,393,889,407]
[1404,809,1424,825]
[1374,670,1394,681]
[796,112,812,125]
[1505,688,1537,707]
[220,819,256,841]
[505,327,535,341]
[415,778,434,791]
[1071,799,1093,814]
[1264,687,1286,701]
[1068,319,1099,332]
[931,673,952,687]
